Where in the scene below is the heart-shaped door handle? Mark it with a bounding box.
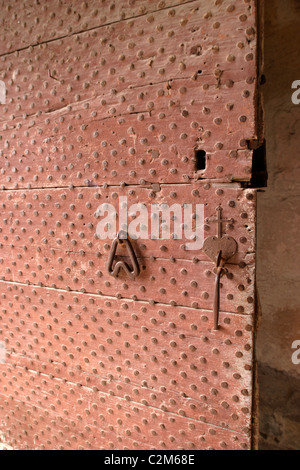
[203,235,238,265]
[202,206,238,330]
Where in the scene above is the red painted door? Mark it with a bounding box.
[0,0,262,450]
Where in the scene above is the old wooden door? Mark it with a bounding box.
[0,0,262,451]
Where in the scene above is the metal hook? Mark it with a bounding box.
[203,206,238,331]
[107,231,140,280]
[213,251,227,331]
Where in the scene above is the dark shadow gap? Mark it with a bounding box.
[195,149,207,171]
[249,140,268,188]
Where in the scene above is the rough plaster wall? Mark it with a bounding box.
[257,0,300,450]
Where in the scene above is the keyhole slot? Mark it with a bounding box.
[195,149,207,171]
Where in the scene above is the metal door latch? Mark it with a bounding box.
[203,206,238,330]
[107,231,140,280]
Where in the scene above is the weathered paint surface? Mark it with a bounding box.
[0,0,259,450]
[0,0,258,188]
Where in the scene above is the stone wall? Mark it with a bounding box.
[257,0,300,450]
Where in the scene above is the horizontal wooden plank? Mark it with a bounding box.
[0,75,256,188]
[0,185,256,260]
[0,1,257,93]
[0,391,251,450]
[0,185,256,313]
[0,244,255,313]
[0,0,198,55]
[0,281,254,445]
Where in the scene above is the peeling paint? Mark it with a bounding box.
[0,431,13,451]
[0,342,5,365]
[0,81,5,105]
